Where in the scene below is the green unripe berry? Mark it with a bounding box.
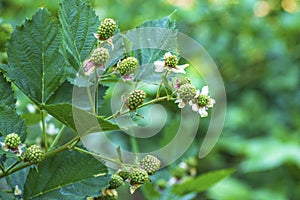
[97,18,117,40]
[165,55,178,67]
[117,170,129,180]
[24,145,44,163]
[177,83,197,102]
[172,167,187,180]
[4,133,21,149]
[128,90,146,111]
[117,57,138,76]
[157,179,167,190]
[90,47,110,65]
[197,94,209,107]
[129,167,149,185]
[139,155,161,175]
[108,174,124,189]
[186,157,197,168]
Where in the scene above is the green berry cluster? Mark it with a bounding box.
[4,133,21,149]
[128,167,150,185]
[117,170,129,180]
[97,18,117,40]
[108,174,124,189]
[177,83,197,102]
[139,155,161,175]
[197,94,209,107]
[116,57,138,76]
[90,47,110,65]
[24,145,44,163]
[128,90,146,111]
[165,54,178,67]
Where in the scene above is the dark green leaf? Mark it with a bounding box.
[0,72,15,108]
[43,103,119,133]
[59,0,99,73]
[7,8,65,104]
[172,168,235,196]
[24,150,109,199]
[43,175,110,200]
[0,106,26,141]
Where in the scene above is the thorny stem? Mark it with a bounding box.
[41,110,48,151]
[94,72,99,115]
[73,147,132,167]
[0,136,80,179]
[6,161,21,174]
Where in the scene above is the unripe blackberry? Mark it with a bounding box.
[128,90,146,111]
[197,94,209,107]
[98,18,117,40]
[186,157,197,168]
[108,174,124,189]
[117,57,138,76]
[117,170,129,180]
[165,54,178,67]
[90,47,110,65]
[172,167,187,180]
[139,155,161,175]
[129,167,149,185]
[157,179,167,190]
[4,133,21,149]
[177,83,197,102]
[24,145,44,163]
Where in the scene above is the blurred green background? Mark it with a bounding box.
[1,0,300,199]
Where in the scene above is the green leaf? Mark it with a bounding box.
[43,175,110,200]
[0,72,15,108]
[0,106,26,141]
[128,15,178,83]
[43,103,119,133]
[24,150,109,199]
[7,8,65,105]
[172,168,235,196]
[59,0,99,73]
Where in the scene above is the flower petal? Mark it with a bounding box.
[177,64,189,70]
[201,86,209,95]
[175,98,183,103]
[178,101,186,108]
[172,68,186,74]
[164,52,172,59]
[208,98,216,107]
[154,61,165,72]
[192,103,199,111]
[198,107,208,117]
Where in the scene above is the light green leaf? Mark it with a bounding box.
[172,168,235,196]
[59,0,99,73]
[24,150,109,199]
[43,103,119,133]
[0,106,26,141]
[0,72,15,108]
[7,8,65,104]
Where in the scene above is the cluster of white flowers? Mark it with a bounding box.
[154,52,215,117]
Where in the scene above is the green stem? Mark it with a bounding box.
[0,164,5,173]
[156,82,163,98]
[94,72,99,115]
[6,161,21,174]
[73,147,132,167]
[41,110,48,151]
[130,137,139,153]
[0,136,80,179]
[105,96,170,120]
[86,86,96,114]
[49,125,66,150]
